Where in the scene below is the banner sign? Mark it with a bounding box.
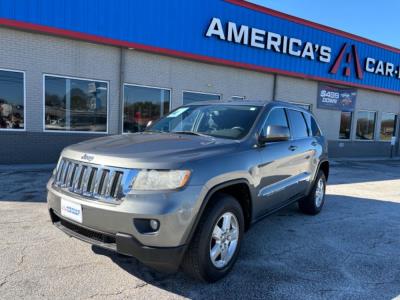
[3,0,400,93]
[317,84,357,111]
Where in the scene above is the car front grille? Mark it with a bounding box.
[53,158,137,203]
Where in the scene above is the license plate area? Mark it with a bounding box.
[61,198,83,223]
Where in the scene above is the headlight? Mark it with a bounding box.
[131,170,191,191]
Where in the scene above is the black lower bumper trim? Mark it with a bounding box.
[116,233,187,273]
[49,209,186,273]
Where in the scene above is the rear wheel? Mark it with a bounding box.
[182,194,244,282]
[298,170,326,215]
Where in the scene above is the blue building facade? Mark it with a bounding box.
[2,0,400,94]
[0,0,398,162]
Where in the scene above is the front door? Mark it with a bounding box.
[255,108,300,217]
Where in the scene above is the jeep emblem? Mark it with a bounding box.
[81,154,94,162]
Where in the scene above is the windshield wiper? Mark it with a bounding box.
[172,131,212,138]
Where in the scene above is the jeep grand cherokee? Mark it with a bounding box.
[47,100,329,282]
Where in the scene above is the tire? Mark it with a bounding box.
[182,193,244,282]
[298,170,326,215]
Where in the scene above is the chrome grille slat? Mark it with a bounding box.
[65,163,76,188]
[53,158,135,204]
[93,169,105,196]
[73,165,84,193]
[113,172,123,198]
[81,166,92,195]
[100,170,110,196]
[77,166,88,193]
[61,162,71,187]
[56,159,65,183]
[88,168,98,194]
[105,171,116,197]
[70,164,81,192]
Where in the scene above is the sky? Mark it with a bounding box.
[247,0,400,48]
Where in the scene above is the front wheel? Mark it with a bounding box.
[298,170,326,215]
[182,194,244,282]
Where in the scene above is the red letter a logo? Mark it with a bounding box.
[330,43,363,79]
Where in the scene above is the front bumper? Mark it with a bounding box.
[49,209,186,272]
[47,178,205,272]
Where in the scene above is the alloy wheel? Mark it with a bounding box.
[209,212,239,269]
[315,178,325,207]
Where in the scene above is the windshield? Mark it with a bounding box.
[147,105,261,140]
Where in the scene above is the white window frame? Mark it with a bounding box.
[338,111,353,140]
[379,112,397,142]
[122,83,172,134]
[231,95,246,101]
[43,74,110,134]
[182,90,221,105]
[354,110,377,142]
[0,68,26,132]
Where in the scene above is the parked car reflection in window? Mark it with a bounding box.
[0,69,24,130]
[45,75,108,132]
[123,84,170,133]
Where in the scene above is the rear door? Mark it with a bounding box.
[303,112,325,182]
[285,109,315,195]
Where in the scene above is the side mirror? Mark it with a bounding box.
[259,125,290,144]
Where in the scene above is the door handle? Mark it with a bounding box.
[289,145,297,151]
[311,141,318,146]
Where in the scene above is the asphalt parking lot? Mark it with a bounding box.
[0,160,400,299]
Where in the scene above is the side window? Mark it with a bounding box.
[262,108,289,135]
[303,113,321,137]
[310,116,321,136]
[287,109,309,139]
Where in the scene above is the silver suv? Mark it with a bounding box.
[47,100,329,282]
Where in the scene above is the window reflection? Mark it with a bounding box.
[45,76,108,132]
[123,85,171,133]
[287,109,309,139]
[183,91,220,105]
[356,111,376,140]
[339,112,352,139]
[380,113,396,141]
[0,70,24,130]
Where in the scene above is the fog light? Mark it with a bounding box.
[133,218,160,234]
[150,219,159,231]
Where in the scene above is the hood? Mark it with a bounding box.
[61,133,240,169]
